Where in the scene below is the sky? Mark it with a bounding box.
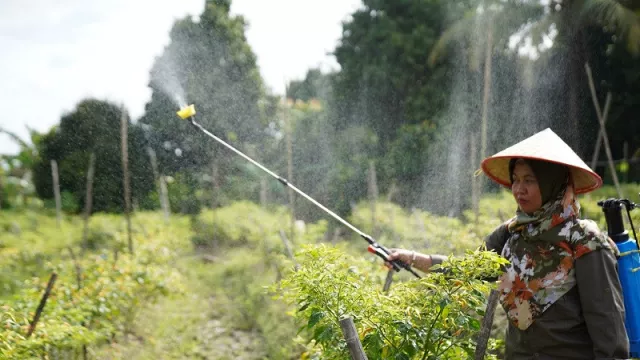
[0,0,362,155]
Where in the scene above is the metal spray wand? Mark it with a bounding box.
[176,104,421,278]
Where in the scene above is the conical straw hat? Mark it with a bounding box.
[480,128,603,194]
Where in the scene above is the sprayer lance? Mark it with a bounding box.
[176,104,421,278]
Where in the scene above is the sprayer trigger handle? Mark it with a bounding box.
[368,245,402,272]
[393,259,411,271]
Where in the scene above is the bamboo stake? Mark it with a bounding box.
[585,63,623,198]
[81,153,96,252]
[339,316,368,360]
[121,106,133,254]
[51,160,62,227]
[26,273,57,338]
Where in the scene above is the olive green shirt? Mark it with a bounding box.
[485,224,630,359]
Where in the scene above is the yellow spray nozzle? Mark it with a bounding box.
[177,104,196,119]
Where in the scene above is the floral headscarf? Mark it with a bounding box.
[497,159,617,330]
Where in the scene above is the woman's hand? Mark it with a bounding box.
[386,248,415,265]
[386,248,438,273]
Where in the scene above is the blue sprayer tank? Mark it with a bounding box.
[600,199,640,357]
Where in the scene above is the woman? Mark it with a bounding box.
[388,129,630,359]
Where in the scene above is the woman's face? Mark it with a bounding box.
[511,161,542,214]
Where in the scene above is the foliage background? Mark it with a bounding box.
[2,0,640,358]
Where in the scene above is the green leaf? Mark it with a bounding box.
[308,310,325,329]
[298,302,310,312]
[469,318,481,331]
[313,324,334,343]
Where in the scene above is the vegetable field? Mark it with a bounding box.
[1,184,639,359]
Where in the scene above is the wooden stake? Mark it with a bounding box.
[585,63,623,198]
[480,20,493,161]
[479,16,493,202]
[81,153,96,252]
[368,160,378,236]
[279,229,299,270]
[67,247,82,289]
[211,156,219,209]
[474,289,500,360]
[210,156,219,250]
[589,93,612,170]
[471,135,479,227]
[382,269,394,293]
[51,160,62,227]
[386,182,399,204]
[0,166,3,210]
[624,142,629,183]
[340,316,368,360]
[260,177,268,207]
[147,146,170,221]
[120,106,133,254]
[285,95,295,244]
[27,272,57,338]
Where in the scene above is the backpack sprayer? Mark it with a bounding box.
[175,104,422,278]
[598,197,640,357]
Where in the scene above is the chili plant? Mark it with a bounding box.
[276,244,508,359]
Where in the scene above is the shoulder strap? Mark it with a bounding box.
[483,223,511,254]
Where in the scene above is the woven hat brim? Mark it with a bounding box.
[480,128,603,194]
[481,155,602,194]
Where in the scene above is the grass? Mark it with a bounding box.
[93,255,266,360]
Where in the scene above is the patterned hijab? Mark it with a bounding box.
[506,158,578,241]
[497,158,615,330]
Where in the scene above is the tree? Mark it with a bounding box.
[503,0,640,157]
[332,0,458,145]
[424,0,640,196]
[286,69,333,102]
[139,0,268,211]
[32,99,155,214]
[329,0,474,212]
[428,0,545,166]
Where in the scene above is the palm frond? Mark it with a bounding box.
[0,127,31,151]
[510,12,561,51]
[428,9,478,68]
[581,0,640,55]
[428,2,547,68]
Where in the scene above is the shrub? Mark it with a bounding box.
[277,244,508,360]
[0,239,182,359]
